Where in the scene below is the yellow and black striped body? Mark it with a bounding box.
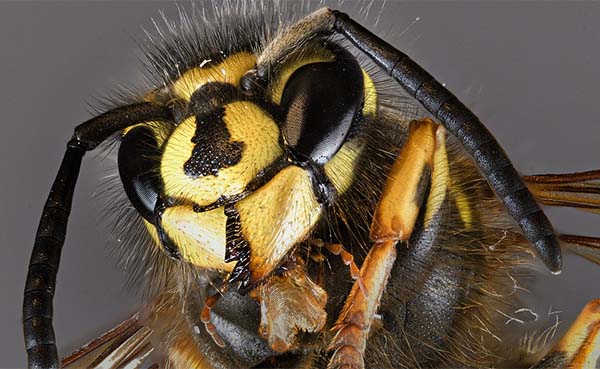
[23,1,600,368]
[109,4,567,369]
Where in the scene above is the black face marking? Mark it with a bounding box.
[224,205,252,292]
[192,155,288,213]
[283,152,337,206]
[184,107,244,178]
[154,198,181,260]
[305,161,337,206]
[190,82,239,116]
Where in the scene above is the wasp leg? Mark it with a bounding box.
[525,170,600,214]
[65,323,153,369]
[327,240,397,369]
[530,234,600,368]
[201,292,227,348]
[370,119,437,241]
[532,299,600,369]
[61,313,155,369]
[311,239,367,296]
[23,103,172,369]
[250,7,562,273]
[327,119,439,369]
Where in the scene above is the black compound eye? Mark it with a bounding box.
[280,48,364,165]
[118,125,163,223]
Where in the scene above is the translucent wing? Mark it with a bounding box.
[525,170,600,368]
[525,170,600,214]
[61,314,157,369]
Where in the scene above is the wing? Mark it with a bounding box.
[525,170,600,214]
[61,313,157,369]
[523,170,600,368]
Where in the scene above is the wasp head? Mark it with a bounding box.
[118,42,374,291]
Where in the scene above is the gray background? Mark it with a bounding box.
[2,1,600,367]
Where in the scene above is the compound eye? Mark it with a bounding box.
[280,50,364,165]
[118,125,163,223]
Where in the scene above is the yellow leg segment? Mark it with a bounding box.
[327,240,397,369]
[328,119,441,369]
[370,119,438,241]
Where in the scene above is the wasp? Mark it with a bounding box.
[23,2,600,369]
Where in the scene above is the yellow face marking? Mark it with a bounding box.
[122,123,144,136]
[371,119,437,241]
[143,219,160,248]
[324,139,365,195]
[172,52,256,101]
[235,166,321,283]
[269,50,335,105]
[362,69,377,117]
[424,127,449,227]
[160,205,234,271]
[161,101,283,206]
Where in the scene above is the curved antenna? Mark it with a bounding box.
[23,103,171,369]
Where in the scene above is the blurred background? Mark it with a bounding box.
[1,1,599,367]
